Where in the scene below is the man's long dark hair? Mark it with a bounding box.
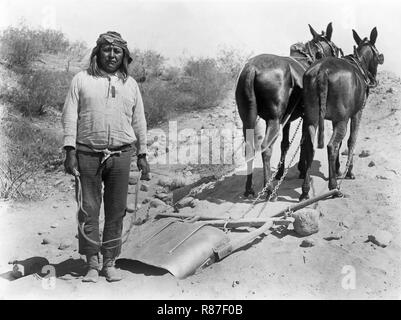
[87,46,131,82]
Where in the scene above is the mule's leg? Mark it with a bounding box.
[298,131,307,179]
[345,110,362,179]
[327,121,347,192]
[261,119,280,200]
[244,127,256,197]
[299,124,316,201]
[336,141,342,177]
[276,122,290,179]
[331,122,342,177]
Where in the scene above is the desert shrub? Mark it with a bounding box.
[182,57,231,109]
[1,69,73,116]
[4,117,63,168]
[140,79,194,127]
[129,49,166,82]
[64,40,88,72]
[0,26,42,69]
[0,25,72,70]
[160,65,181,81]
[37,29,69,54]
[0,115,63,199]
[217,47,249,79]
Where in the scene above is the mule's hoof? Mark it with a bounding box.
[299,193,310,202]
[244,189,255,198]
[345,173,355,180]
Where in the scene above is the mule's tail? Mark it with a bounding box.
[317,70,329,149]
[236,64,258,164]
[236,64,258,131]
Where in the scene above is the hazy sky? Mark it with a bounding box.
[1,0,400,75]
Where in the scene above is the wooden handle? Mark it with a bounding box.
[215,189,338,260]
[272,189,339,217]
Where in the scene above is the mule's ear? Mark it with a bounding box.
[326,22,333,41]
[370,27,378,45]
[309,24,319,40]
[352,29,362,46]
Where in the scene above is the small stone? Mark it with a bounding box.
[324,235,342,241]
[50,223,59,229]
[142,197,152,204]
[177,197,194,209]
[292,209,320,236]
[150,198,166,208]
[189,198,200,208]
[376,175,388,180]
[54,180,63,187]
[58,240,72,250]
[126,204,141,213]
[128,176,138,185]
[155,192,172,202]
[359,150,371,158]
[42,238,52,245]
[140,183,149,192]
[300,239,315,247]
[368,161,375,167]
[52,205,58,209]
[368,230,393,248]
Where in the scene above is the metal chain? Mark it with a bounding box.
[257,141,301,217]
[240,118,303,219]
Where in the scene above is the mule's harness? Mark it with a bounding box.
[344,40,381,88]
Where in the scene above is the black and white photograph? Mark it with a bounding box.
[0,0,400,302]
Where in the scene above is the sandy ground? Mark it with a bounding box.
[0,71,400,300]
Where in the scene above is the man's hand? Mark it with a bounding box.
[64,147,79,176]
[137,154,150,180]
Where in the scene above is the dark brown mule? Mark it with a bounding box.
[236,23,341,199]
[299,27,384,201]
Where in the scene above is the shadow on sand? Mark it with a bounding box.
[187,160,326,205]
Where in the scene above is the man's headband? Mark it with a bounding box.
[95,31,133,64]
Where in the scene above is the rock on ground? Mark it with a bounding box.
[292,209,320,236]
[368,230,393,248]
[300,239,315,247]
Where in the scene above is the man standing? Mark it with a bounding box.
[62,31,150,283]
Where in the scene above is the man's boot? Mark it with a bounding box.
[101,258,122,282]
[82,254,99,283]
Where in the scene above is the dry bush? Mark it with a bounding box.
[1,69,73,116]
[182,57,232,109]
[140,79,195,127]
[0,114,63,200]
[0,25,71,69]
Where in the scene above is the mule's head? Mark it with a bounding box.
[307,22,342,60]
[352,27,384,81]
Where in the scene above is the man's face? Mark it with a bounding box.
[98,44,124,73]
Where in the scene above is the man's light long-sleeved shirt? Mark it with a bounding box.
[62,70,147,154]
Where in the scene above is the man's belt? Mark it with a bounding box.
[76,143,134,164]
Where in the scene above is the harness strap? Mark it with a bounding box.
[345,55,372,87]
[288,56,307,71]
